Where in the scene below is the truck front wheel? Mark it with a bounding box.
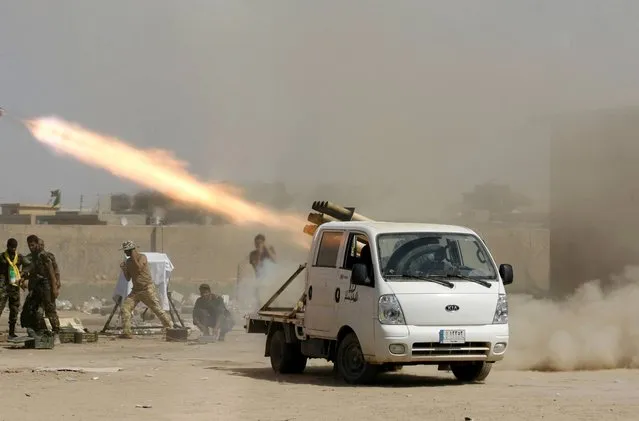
[336,332,378,384]
[269,330,307,374]
[450,361,493,382]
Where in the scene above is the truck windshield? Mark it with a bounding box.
[377,232,497,280]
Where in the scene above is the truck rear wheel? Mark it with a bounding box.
[269,329,307,374]
[336,332,378,384]
[451,361,493,382]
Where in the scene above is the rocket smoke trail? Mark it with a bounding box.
[14,114,308,246]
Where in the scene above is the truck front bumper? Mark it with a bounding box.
[366,323,509,365]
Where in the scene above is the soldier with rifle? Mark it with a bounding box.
[0,238,27,339]
[20,235,61,343]
[38,238,60,293]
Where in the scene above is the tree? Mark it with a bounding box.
[132,190,171,214]
[111,193,132,212]
[462,182,532,214]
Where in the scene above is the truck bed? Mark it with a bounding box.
[245,309,305,334]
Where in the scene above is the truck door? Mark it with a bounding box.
[333,232,377,355]
[304,230,345,336]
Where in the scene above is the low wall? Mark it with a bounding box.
[0,224,549,293]
[473,225,549,294]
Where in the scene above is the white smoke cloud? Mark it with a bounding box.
[233,258,306,315]
[503,265,639,371]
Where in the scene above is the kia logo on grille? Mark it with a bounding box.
[445,305,460,312]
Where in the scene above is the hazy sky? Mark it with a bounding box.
[1,1,639,209]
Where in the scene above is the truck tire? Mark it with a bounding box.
[269,330,307,374]
[336,332,378,384]
[450,362,493,382]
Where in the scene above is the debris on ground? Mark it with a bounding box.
[170,290,184,304]
[100,304,115,316]
[82,297,104,314]
[181,293,199,314]
[184,293,199,306]
[33,367,123,373]
[56,299,74,311]
[196,335,218,343]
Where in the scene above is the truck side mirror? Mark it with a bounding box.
[499,264,513,285]
[351,263,371,286]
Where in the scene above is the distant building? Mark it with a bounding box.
[1,203,57,217]
[0,203,108,225]
[0,194,222,226]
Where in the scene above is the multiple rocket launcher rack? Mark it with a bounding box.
[255,201,372,315]
[303,201,372,236]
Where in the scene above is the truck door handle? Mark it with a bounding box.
[339,274,348,280]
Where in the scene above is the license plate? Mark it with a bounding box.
[439,329,465,344]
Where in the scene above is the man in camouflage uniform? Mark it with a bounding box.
[20,235,60,341]
[0,238,27,339]
[119,240,172,339]
[38,238,60,292]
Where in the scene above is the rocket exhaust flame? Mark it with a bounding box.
[24,116,309,246]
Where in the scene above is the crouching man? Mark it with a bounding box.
[118,241,172,339]
[192,283,234,341]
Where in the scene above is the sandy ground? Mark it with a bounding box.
[0,312,637,421]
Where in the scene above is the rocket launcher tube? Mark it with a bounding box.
[311,201,371,222]
[305,202,374,258]
[307,212,338,225]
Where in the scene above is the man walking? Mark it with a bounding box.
[118,241,172,339]
[0,238,27,339]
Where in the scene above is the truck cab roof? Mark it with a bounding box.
[317,220,478,236]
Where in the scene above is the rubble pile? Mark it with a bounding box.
[55,299,74,311]
[52,289,242,336]
[82,297,107,314]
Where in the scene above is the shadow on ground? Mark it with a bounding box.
[207,365,469,388]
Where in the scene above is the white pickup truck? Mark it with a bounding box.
[245,221,513,384]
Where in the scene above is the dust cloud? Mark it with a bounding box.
[234,258,306,314]
[504,265,639,371]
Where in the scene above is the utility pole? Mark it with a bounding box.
[161,218,164,252]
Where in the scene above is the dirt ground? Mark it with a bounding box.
[0,311,637,421]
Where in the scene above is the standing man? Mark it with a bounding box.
[21,235,60,341]
[192,283,234,341]
[248,234,277,308]
[0,238,27,339]
[38,238,60,293]
[118,241,172,339]
[249,234,277,278]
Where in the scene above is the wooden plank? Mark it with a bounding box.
[257,310,292,317]
[259,263,307,311]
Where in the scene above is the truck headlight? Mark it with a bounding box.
[492,293,508,324]
[378,294,406,325]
